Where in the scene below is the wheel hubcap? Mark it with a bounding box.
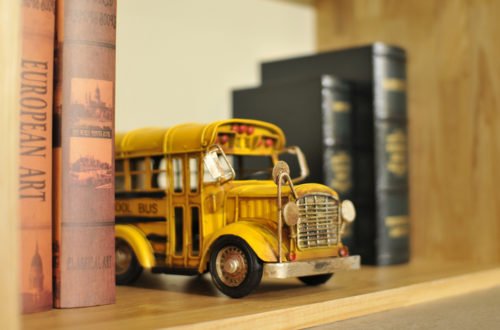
[115,241,132,276]
[216,246,248,287]
[224,259,240,274]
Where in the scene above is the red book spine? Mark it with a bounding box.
[19,0,56,314]
[53,0,116,308]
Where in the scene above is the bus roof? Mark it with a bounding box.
[116,119,286,157]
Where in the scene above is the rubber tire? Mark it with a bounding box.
[115,238,143,285]
[298,273,334,286]
[209,235,263,298]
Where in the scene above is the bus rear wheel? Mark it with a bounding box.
[298,273,333,286]
[115,238,143,285]
[209,235,263,298]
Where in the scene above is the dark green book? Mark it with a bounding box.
[232,75,355,249]
[260,43,409,265]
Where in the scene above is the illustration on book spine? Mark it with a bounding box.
[70,79,113,189]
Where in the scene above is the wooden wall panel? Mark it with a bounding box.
[0,0,20,328]
[316,0,500,263]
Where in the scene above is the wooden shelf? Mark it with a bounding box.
[22,261,500,329]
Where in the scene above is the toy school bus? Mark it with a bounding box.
[114,119,359,298]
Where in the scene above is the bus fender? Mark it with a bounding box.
[198,221,287,273]
[115,224,155,269]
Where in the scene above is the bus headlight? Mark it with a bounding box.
[341,200,356,223]
[283,202,299,226]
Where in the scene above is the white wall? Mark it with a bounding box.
[116,0,315,131]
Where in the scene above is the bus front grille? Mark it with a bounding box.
[296,194,339,249]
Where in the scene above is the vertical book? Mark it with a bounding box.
[19,0,55,313]
[260,43,409,265]
[53,0,116,307]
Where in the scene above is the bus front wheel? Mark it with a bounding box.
[209,235,263,298]
[115,238,143,285]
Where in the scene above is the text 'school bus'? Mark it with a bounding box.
[115,119,360,298]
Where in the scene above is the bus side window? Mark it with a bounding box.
[130,157,147,190]
[151,156,167,189]
[189,156,199,193]
[174,207,183,255]
[115,159,125,191]
[173,157,183,193]
[191,207,200,256]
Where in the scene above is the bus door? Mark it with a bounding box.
[169,154,202,270]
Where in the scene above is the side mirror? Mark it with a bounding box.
[203,145,235,184]
[276,146,309,184]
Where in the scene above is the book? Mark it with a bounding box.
[1,0,22,325]
[321,77,355,248]
[19,0,55,313]
[233,75,355,246]
[53,0,116,308]
[259,43,409,265]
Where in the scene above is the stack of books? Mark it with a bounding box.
[19,0,116,313]
[233,43,409,265]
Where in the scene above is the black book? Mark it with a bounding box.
[258,43,409,265]
[233,75,355,249]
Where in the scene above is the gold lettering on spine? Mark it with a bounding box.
[383,78,406,92]
[330,152,352,193]
[331,101,351,113]
[385,216,409,238]
[386,129,407,177]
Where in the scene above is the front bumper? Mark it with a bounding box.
[263,255,360,279]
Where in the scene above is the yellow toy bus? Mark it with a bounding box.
[114,119,359,298]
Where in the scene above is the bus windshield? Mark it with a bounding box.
[230,155,274,180]
[222,146,309,182]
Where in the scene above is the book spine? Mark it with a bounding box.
[1,0,21,326]
[373,46,409,265]
[53,0,116,308]
[321,76,355,248]
[351,88,376,264]
[19,0,55,314]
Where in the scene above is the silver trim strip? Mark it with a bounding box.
[263,255,361,279]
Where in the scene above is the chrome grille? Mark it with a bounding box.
[296,194,339,249]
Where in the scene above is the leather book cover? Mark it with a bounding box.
[53,0,116,308]
[19,0,55,314]
[321,77,355,248]
[373,48,409,265]
[260,43,409,265]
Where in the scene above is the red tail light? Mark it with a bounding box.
[339,246,349,257]
[288,252,297,261]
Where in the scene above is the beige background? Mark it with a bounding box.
[116,0,315,131]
